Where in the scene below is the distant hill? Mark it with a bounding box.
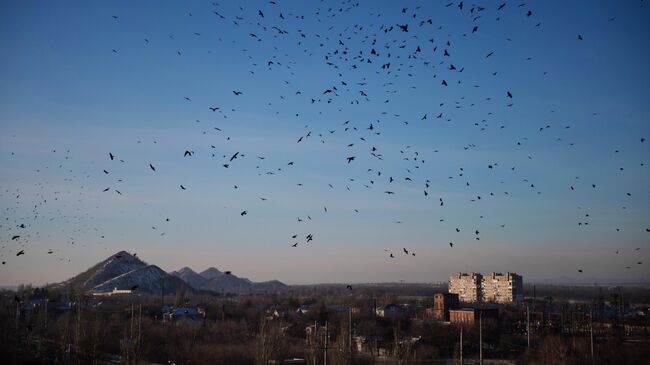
[198,267,222,280]
[170,266,287,292]
[59,251,187,294]
[57,251,286,294]
[170,267,208,289]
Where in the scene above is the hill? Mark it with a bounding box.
[59,251,187,294]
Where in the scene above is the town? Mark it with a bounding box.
[2,269,649,364]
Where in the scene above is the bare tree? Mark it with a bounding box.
[256,316,285,365]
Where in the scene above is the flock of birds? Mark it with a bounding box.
[1,1,648,279]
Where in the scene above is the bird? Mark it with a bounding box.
[449,242,454,247]
[184,150,193,157]
[230,152,239,161]
[233,91,243,95]
[346,285,353,290]
[16,250,24,256]
[347,156,356,163]
[180,185,186,190]
[149,163,156,171]
[506,91,513,98]
[109,152,115,160]
[12,235,20,240]
[240,210,247,216]
[225,271,232,275]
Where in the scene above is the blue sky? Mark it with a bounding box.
[0,0,649,285]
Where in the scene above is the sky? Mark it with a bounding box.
[0,0,649,286]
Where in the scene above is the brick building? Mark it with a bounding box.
[433,293,460,321]
[449,307,499,325]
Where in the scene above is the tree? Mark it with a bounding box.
[256,316,285,365]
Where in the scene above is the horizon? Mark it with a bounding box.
[2,248,650,288]
[1,1,649,287]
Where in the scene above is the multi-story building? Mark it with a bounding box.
[449,273,483,302]
[449,272,523,303]
[432,293,460,321]
[482,272,523,303]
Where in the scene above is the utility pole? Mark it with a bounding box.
[15,298,19,330]
[533,284,536,311]
[590,308,594,364]
[130,302,134,345]
[324,320,328,365]
[44,299,48,331]
[349,307,352,361]
[459,326,463,365]
[479,312,483,365]
[527,305,530,349]
[75,296,81,363]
